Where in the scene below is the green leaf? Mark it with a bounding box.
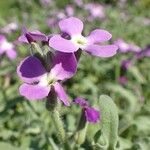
[0,142,23,150]
[94,95,119,150]
[128,66,146,84]
[106,84,138,114]
[116,137,132,150]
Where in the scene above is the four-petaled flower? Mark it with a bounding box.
[49,17,118,57]
[0,34,17,60]
[74,97,100,123]
[17,52,77,106]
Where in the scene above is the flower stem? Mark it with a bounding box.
[115,60,120,82]
[51,109,66,143]
[74,110,88,145]
[46,93,66,144]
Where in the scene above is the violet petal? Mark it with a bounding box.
[85,107,100,123]
[50,52,77,80]
[59,17,83,36]
[53,82,70,106]
[74,97,89,107]
[85,44,118,57]
[17,56,46,83]
[19,83,50,100]
[49,34,78,52]
[87,29,112,44]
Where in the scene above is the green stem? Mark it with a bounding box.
[46,93,66,144]
[115,60,120,83]
[74,110,88,145]
[51,109,66,143]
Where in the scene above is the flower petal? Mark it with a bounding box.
[49,35,78,52]
[19,83,50,100]
[85,107,100,123]
[53,82,70,106]
[74,97,89,107]
[85,44,118,57]
[18,35,28,43]
[17,56,46,83]
[59,17,83,36]
[87,29,112,44]
[18,30,47,43]
[0,34,6,42]
[6,49,17,60]
[50,52,77,80]
[28,30,48,42]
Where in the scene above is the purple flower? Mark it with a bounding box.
[121,59,132,70]
[84,3,105,21]
[118,76,128,85]
[0,22,18,34]
[47,18,57,28]
[0,35,17,60]
[74,97,100,123]
[74,0,83,7]
[115,39,141,53]
[136,45,150,59]
[49,17,118,58]
[17,52,77,106]
[18,28,48,44]
[65,5,75,17]
[40,0,52,6]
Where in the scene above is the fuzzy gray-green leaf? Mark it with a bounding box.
[96,95,119,150]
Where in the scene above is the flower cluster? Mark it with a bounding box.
[17,17,118,123]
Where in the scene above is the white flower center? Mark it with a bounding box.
[38,74,49,86]
[71,35,87,48]
[39,73,57,87]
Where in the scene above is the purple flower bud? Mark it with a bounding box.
[118,76,128,85]
[136,45,150,59]
[18,27,48,44]
[74,97,100,123]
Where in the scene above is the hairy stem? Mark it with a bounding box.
[46,92,66,144]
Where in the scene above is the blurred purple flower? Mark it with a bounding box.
[115,39,141,53]
[121,59,132,70]
[0,22,18,34]
[74,0,83,7]
[57,12,66,20]
[17,52,77,105]
[118,76,128,85]
[40,0,52,6]
[136,45,150,59]
[65,5,75,17]
[47,12,67,28]
[49,17,118,58]
[0,35,17,60]
[84,3,105,21]
[47,17,57,27]
[74,97,100,123]
[18,28,48,44]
